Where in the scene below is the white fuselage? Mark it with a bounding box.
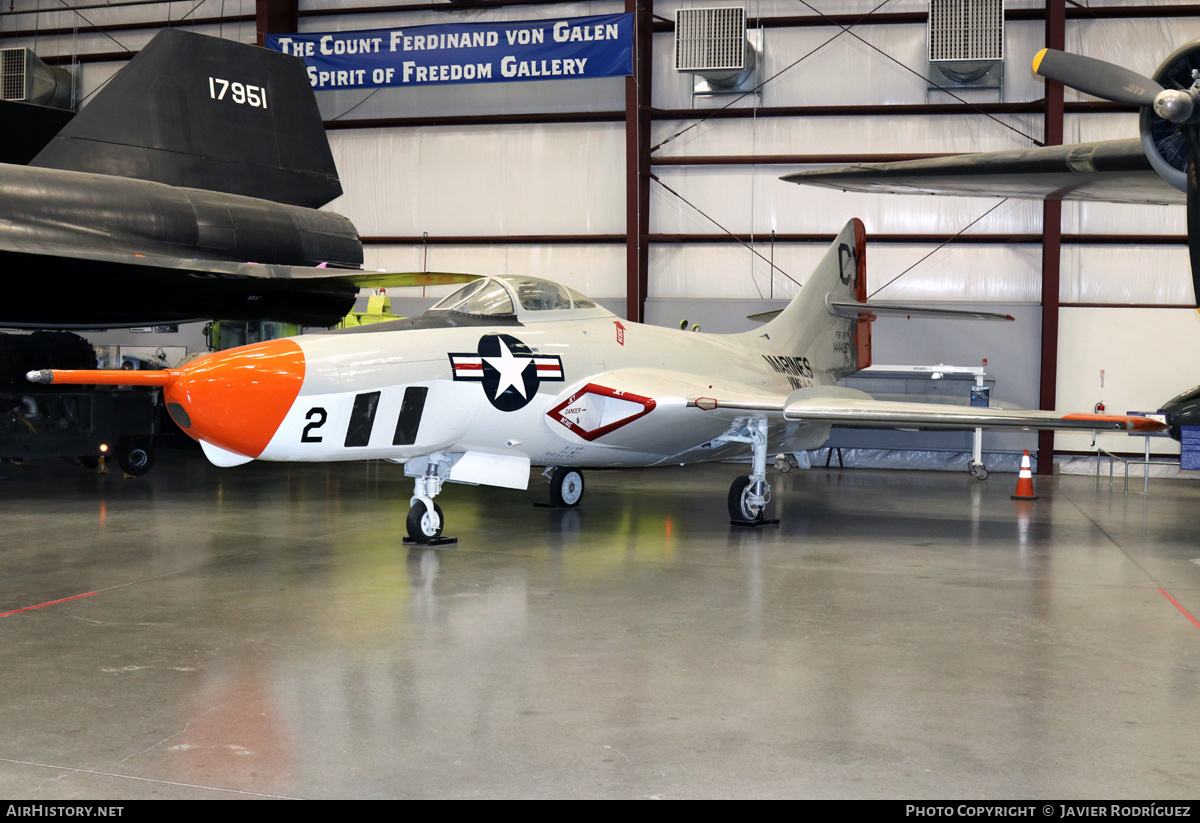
[254,311,836,471]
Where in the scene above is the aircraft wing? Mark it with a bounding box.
[565,370,1163,450]
[781,138,1183,206]
[0,238,477,288]
[120,253,479,290]
[687,384,1164,433]
[0,238,477,327]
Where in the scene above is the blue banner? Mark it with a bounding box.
[266,14,633,90]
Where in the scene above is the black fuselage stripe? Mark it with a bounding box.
[345,391,381,447]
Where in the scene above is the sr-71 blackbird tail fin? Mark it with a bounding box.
[31,28,342,209]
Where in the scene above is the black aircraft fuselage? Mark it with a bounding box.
[3,164,361,267]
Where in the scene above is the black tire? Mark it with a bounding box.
[117,442,154,476]
[550,468,584,507]
[406,502,444,543]
[728,475,761,521]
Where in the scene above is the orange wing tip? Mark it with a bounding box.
[1063,413,1168,432]
[27,369,174,387]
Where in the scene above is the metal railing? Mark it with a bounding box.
[1096,437,1178,495]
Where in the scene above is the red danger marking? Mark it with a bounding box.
[0,592,97,618]
[1159,588,1200,631]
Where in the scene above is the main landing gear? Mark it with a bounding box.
[537,466,584,508]
[721,418,779,527]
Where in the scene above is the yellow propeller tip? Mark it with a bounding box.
[1033,48,1047,74]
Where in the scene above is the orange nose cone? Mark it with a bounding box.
[165,338,305,459]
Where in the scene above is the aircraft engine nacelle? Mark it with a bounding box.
[1139,41,1200,194]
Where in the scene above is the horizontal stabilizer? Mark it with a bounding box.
[826,299,1014,322]
[749,301,1014,323]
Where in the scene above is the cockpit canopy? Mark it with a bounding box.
[430,275,610,322]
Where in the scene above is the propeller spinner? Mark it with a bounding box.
[1035,44,1200,309]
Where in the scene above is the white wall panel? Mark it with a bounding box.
[651,164,1043,235]
[327,123,625,235]
[1055,307,1200,455]
[1060,246,1192,305]
[0,0,254,39]
[0,20,256,60]
[1061,201,1183,237]
[653,111,1044,157]
[649,241,1041,302]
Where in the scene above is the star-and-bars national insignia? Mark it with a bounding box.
[449,333,564,412]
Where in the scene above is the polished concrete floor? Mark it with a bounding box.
[1,453,1199,799]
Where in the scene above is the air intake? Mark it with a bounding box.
[675,7,760,95]
[0,48,72,109]
[927,0,1004,90]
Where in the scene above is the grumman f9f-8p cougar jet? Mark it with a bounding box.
[29,220,1165,543]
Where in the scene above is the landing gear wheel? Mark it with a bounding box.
[773,454,792,473]
[969,461,988,481]
[550,468,584,507]
[728,475,763,522]
[406,502,445,544]
[117,442,154,476]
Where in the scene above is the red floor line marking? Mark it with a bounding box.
[1159,588,1200,632]
[0,592,97,618]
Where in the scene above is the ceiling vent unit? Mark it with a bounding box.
[927,0,1004,91]
[1,48,72,109]
[674,7,761,97]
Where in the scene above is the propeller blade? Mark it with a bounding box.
[1033,48,1164,106]
[1186,128,1200,312]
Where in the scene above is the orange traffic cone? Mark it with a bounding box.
[1011,450,1038,500]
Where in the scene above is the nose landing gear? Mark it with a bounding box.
[405,457,457,546]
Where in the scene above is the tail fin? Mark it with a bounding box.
[31,29,341,209]
[754,217,871,381]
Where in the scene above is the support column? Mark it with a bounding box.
[1038,0,1065,476]
[256,0,298,45]
[624,0,652,322]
